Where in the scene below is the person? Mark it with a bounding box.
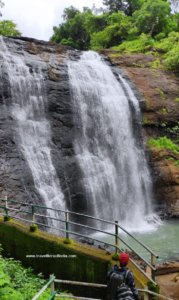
[107,252,140,300]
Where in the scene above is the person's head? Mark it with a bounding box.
[118,252,129,267]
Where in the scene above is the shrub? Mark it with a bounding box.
[164,45,179,73]
[147,281,160,295]
[113,34,154,53]
[0,251,50,299]
[63,238,73,244]
[90,12,132,50]
[154,31,179,53]
[3,216,11,222]
[147,137,179,153]
[30,224,38,232]
[112,253,119,261]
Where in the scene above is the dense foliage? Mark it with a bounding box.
[147,136,179,153]
[0,261,49,299]
[0,2,21,37]
[0,245,50,300]
[0,20,21,37]
[51,0,179,73]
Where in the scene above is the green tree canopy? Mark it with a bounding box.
[51,7,91,50]
[62,6,80,21]
[103,0,125,12]
[103,0,145,15]
[125,0,144,16]
[51,0,178,51]
[0,20,21,37]
[133,0,171,36]
[84,13,109,34]
[90,12,132,49]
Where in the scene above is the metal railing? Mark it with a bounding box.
[32,275,56,300]
[0,197,158,282]
[32,275,173,300]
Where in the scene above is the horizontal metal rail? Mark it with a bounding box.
[13,216,123,251]
[54,279,172,300]
[0,197,158,282]
[55,281,173,300]
[8,214,33,224]
[138,289,173,300]
[0,197,158,257]
[55,290,173,300]
[5,207,31,215]
[10,223,156,286]
[52,218,156,271]
[56,294,102,300]
[32,276,173,300]
[31,275,55,300]
[8,210,156,274]
[55,279,106,288]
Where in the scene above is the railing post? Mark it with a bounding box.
[50,274,55,293]
[151,254,156,281]
[143,290,149,300]
[65,210,69,239]
[5,195,8,217]
[31,205,35,224]
[115,220,119,254]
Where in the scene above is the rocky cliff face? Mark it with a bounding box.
[0,37,84,212]
[104,51,179,217]
[0,37,178,218]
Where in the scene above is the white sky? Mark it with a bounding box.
[1,0,103,41]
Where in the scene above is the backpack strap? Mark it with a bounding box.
[124,269,130,283]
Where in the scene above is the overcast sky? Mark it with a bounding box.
[1,0,103,41]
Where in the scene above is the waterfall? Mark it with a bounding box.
[0,37,65,219]
[68,51,154,229]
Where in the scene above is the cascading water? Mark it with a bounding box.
[0,37,65,222]
[68,51,155,230]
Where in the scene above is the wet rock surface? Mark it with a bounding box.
[0,37,84,212]
[157,261,179,275]
[156,261,179,300]
[0,38,178,218]
[106,52,179,217]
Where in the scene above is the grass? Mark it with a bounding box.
[111,31,179,73]
[166,157,179,166]
[0,244,74,299]
[147,136,179,153]
[0,251,50,299]
[112,33,154,53]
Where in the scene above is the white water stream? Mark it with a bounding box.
[68,51,157,230]
[0,38,65,220]
[0,38,177,259]
[0,37,161,233]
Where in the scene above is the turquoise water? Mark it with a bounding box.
[132,219,179,262]
[92,219,179,263]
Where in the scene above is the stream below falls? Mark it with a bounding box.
[92,219,179,263]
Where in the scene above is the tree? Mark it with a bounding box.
[133,0,171,36]
[125,0,144,16]
[103,0,125,12]
[84,13,109,35]
[51,8,92,50]
[62,6,80,21]
[90,12,132,49]
[0,20,21,36]
[103,0,144,15]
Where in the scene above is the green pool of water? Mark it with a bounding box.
[93,219,179,263]
[130,219,179,262]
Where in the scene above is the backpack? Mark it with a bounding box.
[107,269,134,300]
